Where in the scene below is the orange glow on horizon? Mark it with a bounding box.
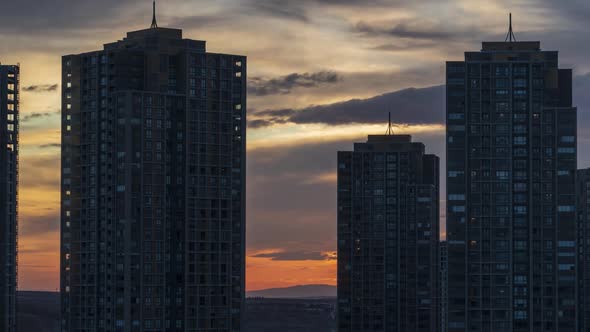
[247,255,337,291]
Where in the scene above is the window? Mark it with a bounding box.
[514,78,527,88]
[559,264,574,271]
[557,147,574,154]
[496,171,509,180]
[513,137,527,145]
[514,206,527,215]
[558,205,575,212]
[448,194,465,201]
[514,311,527,320]
[558,241,575,247]
[560,136,575,143]
[451,206,465,212]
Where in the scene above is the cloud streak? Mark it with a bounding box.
[355,21,456,40]
[249,71,341,96]
[251,251,337,261]
[21,111,59,122]
[22,84,59,92]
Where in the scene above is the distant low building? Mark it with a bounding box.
[245,298,336,332]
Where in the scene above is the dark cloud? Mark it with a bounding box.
[355,21,456,40]
[249,71,341,96]
[19,213,60,237]
[248,119,289,129]
[22,84,59,93]
[21,111,59,122]
[242,1,309,22]
[250,85,445,127]
[167,14,230,30]
[371,41,435,52]
[0,1,141,34]
[19,155,60,190]
[240,0,392,22]
[534,0,590,24]
[251,251,336,261]
[39,143,61,149]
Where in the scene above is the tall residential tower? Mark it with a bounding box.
[337,133,440,331]
[576,168,590,331]
[0,64,18,332]
[446,36,577,330]
[60,11,247,331]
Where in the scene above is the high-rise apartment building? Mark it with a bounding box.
[577,168,590,331]
[337,134,440,331]
[60,10,247,331]
[446,37,578,331]
[440,241,448,332]
[0,64,19,332]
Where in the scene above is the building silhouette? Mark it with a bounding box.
[440,241,448,332]
[60,5,247,331]
[337,133,440,331]
[577,168,590,331]
[0,64,19,332]
[446,27,578,331]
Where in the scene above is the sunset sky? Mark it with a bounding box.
[3,0,590,291]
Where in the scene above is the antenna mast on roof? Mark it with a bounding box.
[504,13,516,42]
[386,112,394,135]
[151,0,158,29]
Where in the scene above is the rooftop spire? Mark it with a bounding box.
[385,112,394,135]
[151,0,158,29]
[504,13,516,42]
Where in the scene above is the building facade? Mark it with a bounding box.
[577,169,590,332]
[446,41,577,331]
[337,134,440,331]
[60,23,246,331]
[440,241,448,332]
[0,64,18,332]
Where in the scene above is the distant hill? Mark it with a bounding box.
[247,284,336,299]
